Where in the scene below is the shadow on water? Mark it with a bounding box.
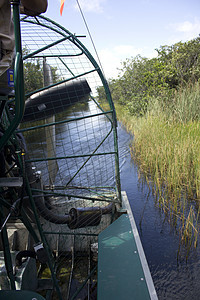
[118,122,200,300]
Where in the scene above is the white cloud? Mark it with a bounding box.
[114,45,142,56]
[169,18,200,40]
[98,45,143,79]
[98,48,120,79]
[176,21,196,33]
[74,0,106,13]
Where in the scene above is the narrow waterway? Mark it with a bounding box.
[24,99,200,299]
[118,123,200,300]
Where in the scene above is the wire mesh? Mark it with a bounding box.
[0,16,121,299]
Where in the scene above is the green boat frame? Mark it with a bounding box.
[0,1,158,299]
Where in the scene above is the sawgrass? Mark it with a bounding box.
[115,82,200,249]
[164,81,200,123]
[132,116,200,200]
[131,115,200,245]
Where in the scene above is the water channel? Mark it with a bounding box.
[118,123,200,300]
[24,99,200,299]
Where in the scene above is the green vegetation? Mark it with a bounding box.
[97,36,200,249]
[23,48,59,95]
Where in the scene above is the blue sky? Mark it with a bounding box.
[45,0,200,78]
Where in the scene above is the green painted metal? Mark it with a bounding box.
[18,110,113,133]
[21,15,122,202]
[58,57,75,76]
[23,37,69,60]
[31,188,120,203]
[26,151,117,163]
[0,1,25,152]
[34,52,84,57]
[43,231,98,236]
[0,197,11,209]
[66,126,113,186]
[31,188,119,203]
[23,176,63,300]
[70,266,97,300]
[19,115,115,197]
[65,25,122,202]
[0,13,124,300]
[90,95,112,122]
[19,208,40,243]
[0,205,16,290]
[98,214,151,300]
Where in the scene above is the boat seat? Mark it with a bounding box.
[0,290,45,300]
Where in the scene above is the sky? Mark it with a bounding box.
[45,0,200,79]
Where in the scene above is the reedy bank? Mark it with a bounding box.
[115,81,200,250]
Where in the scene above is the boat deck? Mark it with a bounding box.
[97,191,158,300]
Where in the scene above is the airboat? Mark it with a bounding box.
[0,2,158,299]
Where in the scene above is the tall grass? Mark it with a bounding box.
[164,81,200,123]
[115,81,200,249]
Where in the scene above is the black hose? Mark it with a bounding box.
[27,166,114,226]
[33,189,72,224]
[68,203,114,229]
[15,250,36,267]
[15,133,71,224]
[17,133,114,226]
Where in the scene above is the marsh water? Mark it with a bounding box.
[118,123,200,300]
[25,101,200,300]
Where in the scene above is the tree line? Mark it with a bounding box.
[97,35,200,118]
